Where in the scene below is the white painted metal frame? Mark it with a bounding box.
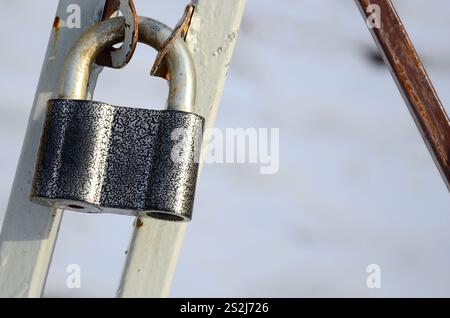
[117,0,246,298]
[0,0,245,298]
[0,0,107,297]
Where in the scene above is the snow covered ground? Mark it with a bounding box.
[0,0,449,297]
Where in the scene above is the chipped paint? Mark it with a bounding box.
[135,218,144,229]
[51,16,61,52]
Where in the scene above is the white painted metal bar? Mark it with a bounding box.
[117,0,247,298]
[0,0,106,297]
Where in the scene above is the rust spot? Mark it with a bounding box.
[360,0,371,8]
[395,62,448,165]
[53,16,61,29]
[52,16,61,50]
[135,217,144,229]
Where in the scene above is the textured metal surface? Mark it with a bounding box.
[31,99,204,221]
[356,0,450,190]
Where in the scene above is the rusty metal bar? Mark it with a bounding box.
[356,0,450,190]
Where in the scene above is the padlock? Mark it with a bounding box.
[30,17,204,222]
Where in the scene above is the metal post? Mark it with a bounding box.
[117,0,247,297]
[0,0,106,297]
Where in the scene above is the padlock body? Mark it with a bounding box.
[31,99,204,221]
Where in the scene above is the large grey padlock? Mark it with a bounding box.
[30,17,204,222]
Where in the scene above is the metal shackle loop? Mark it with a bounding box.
[60,16,196,112]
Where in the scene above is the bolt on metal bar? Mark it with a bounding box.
[355,0,450,190]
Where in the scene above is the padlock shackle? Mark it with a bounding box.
[59,16,196,112]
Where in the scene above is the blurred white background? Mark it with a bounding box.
[1,0,449,297]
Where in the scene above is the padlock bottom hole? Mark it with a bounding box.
[146,212,185,222]
[67,204,85,210]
